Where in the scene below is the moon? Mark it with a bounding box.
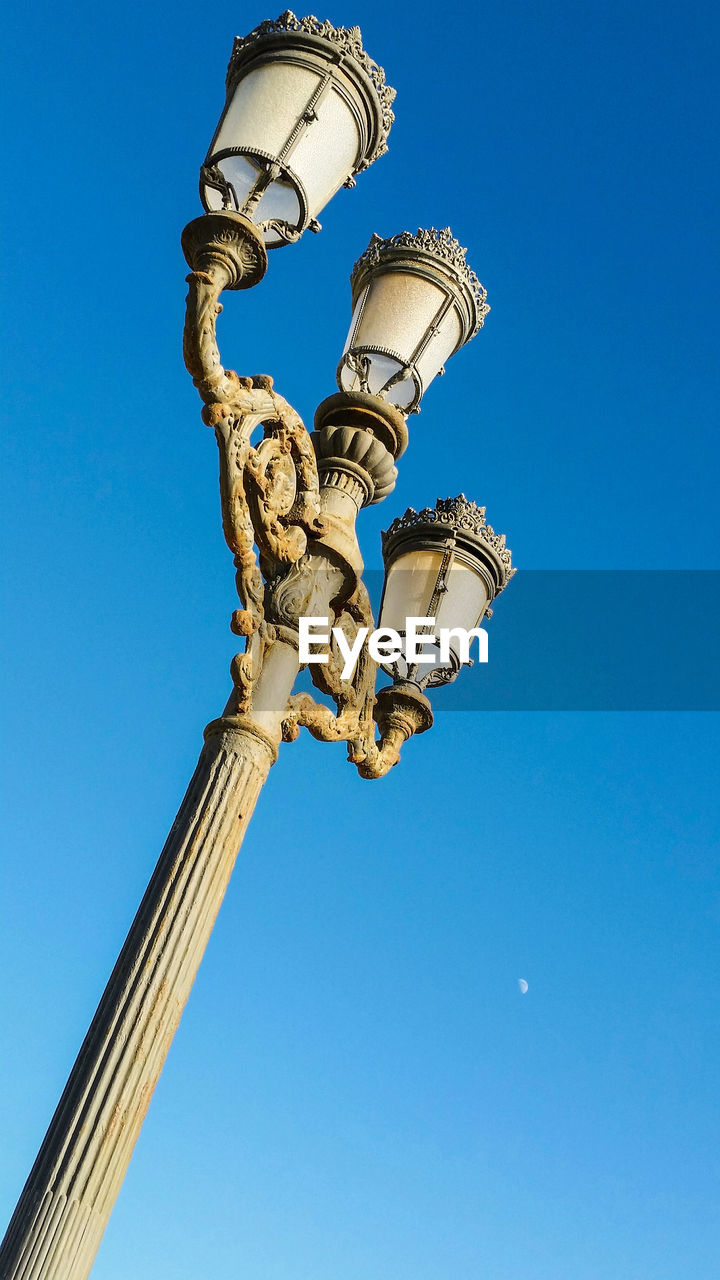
[518,978,529,994]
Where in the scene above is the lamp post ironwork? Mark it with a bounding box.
[0,12,514,1280]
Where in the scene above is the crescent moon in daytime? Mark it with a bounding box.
[518,978,529,994]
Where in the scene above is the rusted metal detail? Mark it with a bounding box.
[180,226,488,768]
[182,208,513,756]
[182,219,411,727]
[280,587,433,779]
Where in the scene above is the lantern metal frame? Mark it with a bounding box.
[200,10,396,247]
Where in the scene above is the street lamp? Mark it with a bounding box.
[0,13,515,1280]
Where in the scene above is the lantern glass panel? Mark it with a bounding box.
[340,271,463,408]
[380,549,490,679]
[414,307,462,388]
[434,560,489,635]
[253,179,303,244]
[339,344,415,408]
[203,154,258,213]
[380,551,489,635]
[360,352,409,401]
[353,273,445,353]
[291,88,361,217]
[214,64,319,159]
[379,549,445,632]
[204,59,364,246]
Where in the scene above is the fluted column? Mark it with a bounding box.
[0,712,279,1280]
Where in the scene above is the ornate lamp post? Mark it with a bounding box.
[0,12,514,1280]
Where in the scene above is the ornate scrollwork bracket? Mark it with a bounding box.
[181,211,438,775]
[183,211,329,711]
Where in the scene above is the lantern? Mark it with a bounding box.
[379,495,514,686]
[200,12,395,249]
[337,228,489,413]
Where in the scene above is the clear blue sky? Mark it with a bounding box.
[2,1,719,1278]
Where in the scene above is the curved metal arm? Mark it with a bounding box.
[183,267,238,405]
[280,584,433,779]
[282,691,406,778]
[182,257,324,714]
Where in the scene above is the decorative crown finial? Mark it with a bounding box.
[383,494,515,592]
